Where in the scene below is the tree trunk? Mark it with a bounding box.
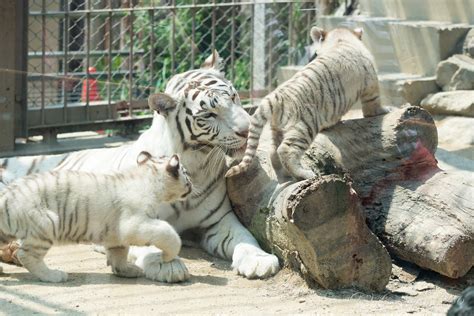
[228,106,473,289]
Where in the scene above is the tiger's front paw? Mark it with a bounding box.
[232,246,280,279]
[140,253,190,283]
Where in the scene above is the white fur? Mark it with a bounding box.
[0,155,191,283]
[0,51,280,281]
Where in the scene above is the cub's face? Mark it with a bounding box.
[137,152,193,202]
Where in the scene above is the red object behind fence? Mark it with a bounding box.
[81,66,100,102]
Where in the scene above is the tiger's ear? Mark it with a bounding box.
[137,151,153,165]
[148,93,177,116]
[310,26,326,43]
[353,27,364,40]
[201,49,224,72]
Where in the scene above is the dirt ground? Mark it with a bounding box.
[1,109,472,315]
[1,244,471,315]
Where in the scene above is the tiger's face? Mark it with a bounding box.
[148,51,250,157]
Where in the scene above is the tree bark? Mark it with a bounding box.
[304,106,473,279]
[228,106,473,289]
[228,167,392,292]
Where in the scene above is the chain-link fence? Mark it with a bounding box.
[25,0,317,136]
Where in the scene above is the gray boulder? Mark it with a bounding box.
[463,28,474,57]
[421,91,474,117]
[436,54,474,91]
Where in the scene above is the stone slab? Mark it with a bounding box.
[421,91,474,117]
[359,0,474,24]
[436,54,474,91]
[389,21,471,76]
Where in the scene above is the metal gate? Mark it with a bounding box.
[2,0,318,151]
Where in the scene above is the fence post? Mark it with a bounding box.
[252,3,266,98]
[0,1,21,152]
[15,0,28,139]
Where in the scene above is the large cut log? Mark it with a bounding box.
[228,106,473,286]
[228,167,392,292]
[304,106,473,278]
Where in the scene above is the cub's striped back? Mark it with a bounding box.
[225,27,388,180]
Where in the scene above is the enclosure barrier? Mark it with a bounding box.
[0,0,319,152]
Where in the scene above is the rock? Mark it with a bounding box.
[414,281,435,292]
[392,263,421,283]
[463,28,474,57]
[421,91,474,117]
[435,116,474,147]
[436,54,474,91]
[398,76,439,106]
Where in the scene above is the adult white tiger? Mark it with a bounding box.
[0,51,280,282]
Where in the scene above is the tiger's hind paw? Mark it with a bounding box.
[39,269,68,283]
[141,253,190,283]
[112,263,143,278]
[363,105,391,117]
[289,168,316,181]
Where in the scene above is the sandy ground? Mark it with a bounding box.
[1,244,471,315]
[1,108,472,315]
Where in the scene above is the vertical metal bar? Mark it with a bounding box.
[250,3,254,100]
[211,0,216,51]
[149,9,154,94]
[191,0,196,67]
[306,3,311,45]
[63,0,69,123]
[18,0,29,137]
[41,0,46,125]
[86,0,91,120]
[268,3,273,91]
[107,0,113,117]
[230,0,235,82]
[171,0,176,75]
[288,2,294,66]
[128,1,134,117]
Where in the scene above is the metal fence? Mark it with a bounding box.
[23,0,317,139]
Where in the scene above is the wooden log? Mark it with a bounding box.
[228,107,474,284]
[303,106,473,279]
[227,144,392,292]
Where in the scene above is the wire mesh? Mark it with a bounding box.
[26,0,317,130]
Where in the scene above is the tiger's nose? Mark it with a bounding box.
[235,130,249,139]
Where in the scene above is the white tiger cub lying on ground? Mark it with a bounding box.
[226,26,388,180]
[0,152,192,282]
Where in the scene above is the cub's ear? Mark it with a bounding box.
[137,151,153,165]
[148,93,177,116]
[310,26,326,43]
[166,154,180,178]
[201,49,224,72]
[353,27,364,40]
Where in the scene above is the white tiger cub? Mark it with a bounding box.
[226,27,388,180]
[0,152,192,282]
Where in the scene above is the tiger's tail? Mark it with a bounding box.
[225,99,269,178]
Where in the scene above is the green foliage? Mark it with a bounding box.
[94,2,313,99]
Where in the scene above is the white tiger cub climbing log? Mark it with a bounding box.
[0,152,191,282]
[0,50,280,282]
[226,27,388,180]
